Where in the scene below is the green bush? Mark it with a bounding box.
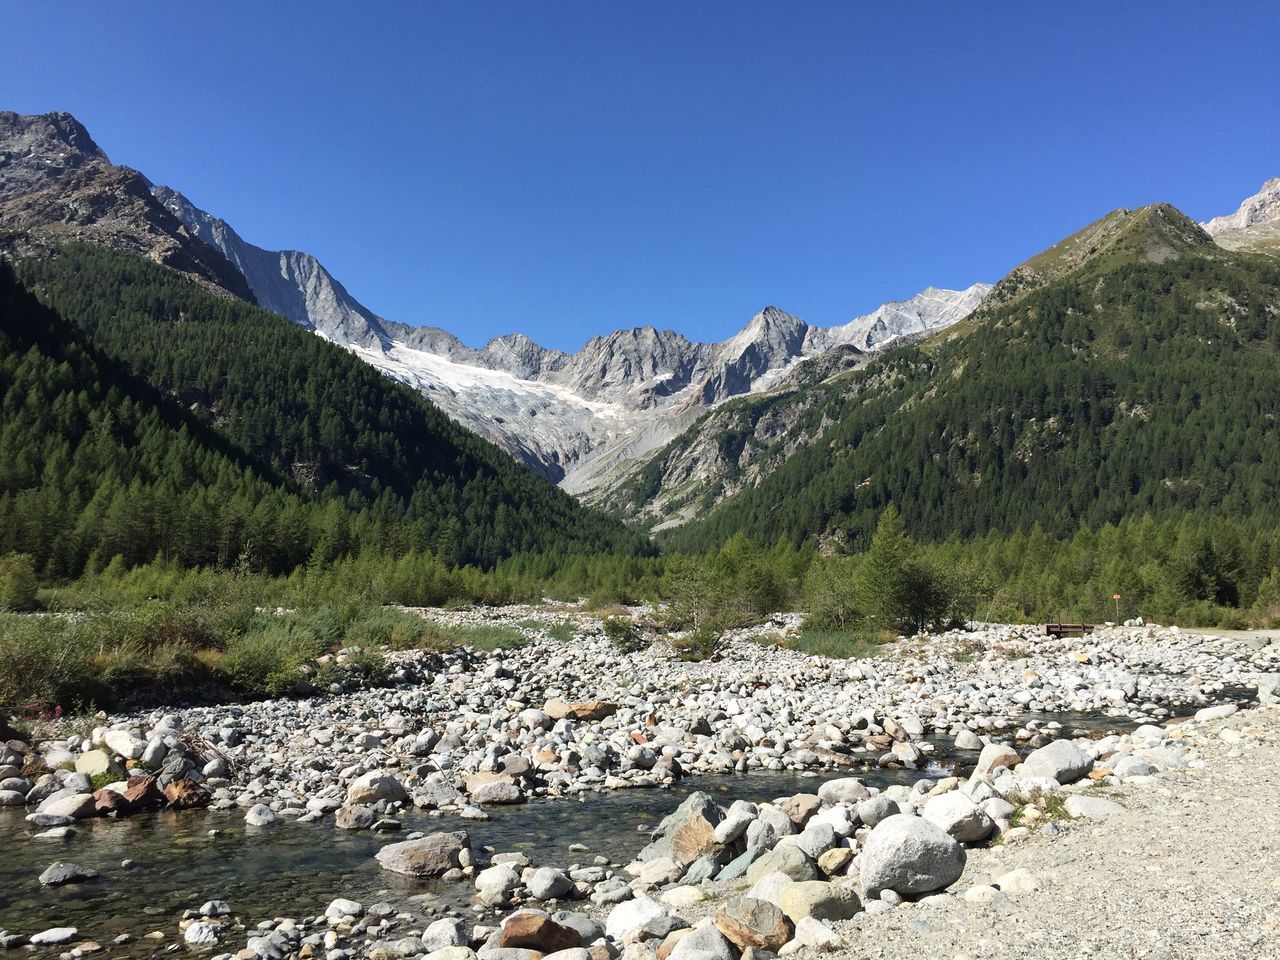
[778,626,885,659]
[671,627,720,662]
[0,616,95,715]
[220,621,326,697]
[0,554,39,612]
[603,616,646,654]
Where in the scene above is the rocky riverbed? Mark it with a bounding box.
[1,610,1277,957]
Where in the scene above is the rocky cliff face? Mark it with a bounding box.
[0,112,253,301]
[1202,178,1280,255]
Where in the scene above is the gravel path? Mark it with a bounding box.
[835,706,1280,960]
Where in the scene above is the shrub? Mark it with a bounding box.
[0,616,94,716]
[0,554,39,612]
[220,621,326,697]
[603,616,646,654]
[776,626,884,659]
[671,627,720,662]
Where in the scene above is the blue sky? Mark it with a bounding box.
[4,2,1277,351]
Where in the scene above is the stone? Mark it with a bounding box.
[953,730,983,750]
[638,857,686,887]
[1064,795,1124,819]
[779,822,836,859]
[715,846,767,882]
[1019,740,1093,785]
[745,845,818,883]
[550,912,603,946]
[713,898,792,952]
[335,804,377,829]
[75,749,123,779]
[816,778,869,805]
[93,788,127,815]
[1112,756,1158,778]
[471,781,524,805]
[427,950,478,960]
[640,792,725,867]
[500,910,581,953]
[347,772,408,806]
[817,848,853,877]
[745,870,794,909]
[667,923,735,960]
[1257,674,1280,705]
[326,898,364,918]
[973,742,1020,777]
[39,862,99,886]
[856,795,899,828]
[777,881,860,923]
[37,792,96,819]
[1194,703,1238,723]
[993,868,1039,895]
[184,922,221,945]
[788,918,841,952]
[477,865,522,897]
[375,831,470,877]
[121,775,163,812]
[200,900,232,917]
[921,792,994,843]
[858,814,966,896]
[0,789,25,806]
[423,919,469,952]
[30,928,78,946]
[544,700,618,722]
[528,867,575,900]
[780,794,821,826]
[162,779,211,809]
[245,803,278,827]
[605,897,670,943]
[103,730,146,760]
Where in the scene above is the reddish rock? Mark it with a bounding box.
[121,775,164,812]
[163,778,211,809]
[499,911,580,952]
[93,788,127,815]
[544,699,618,722]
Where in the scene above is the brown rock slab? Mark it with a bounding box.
[162,779,210,809]
[500,912,581,953]
[544,700,619,722]
[713,897,793,952]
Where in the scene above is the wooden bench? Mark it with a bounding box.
[1044,622,1095,638]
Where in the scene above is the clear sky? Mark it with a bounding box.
[3,2,1277,351]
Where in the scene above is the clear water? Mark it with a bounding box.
[0,699,1249,949]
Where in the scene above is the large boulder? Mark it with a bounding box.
[162,779,211,809]
[921,791,994,843]
[1064,795,1123,819]
[712,898,792,952]
[120,775,163,813]
[375,831,470,877]
[1019,740,1093,784]
[777,881,860,923]
[639,792,725,866]
[527,867,574,900]
[858,814,966,896]
[347,771,408,806]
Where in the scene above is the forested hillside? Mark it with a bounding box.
[0,245,648,575]
[666,205,1280,551]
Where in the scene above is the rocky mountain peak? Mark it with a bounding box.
[0,110,106,199]
[1202,178,1280,235]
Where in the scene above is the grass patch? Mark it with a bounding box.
[451,624,529,651]
[520,619,575,643]
[771,627,887,659]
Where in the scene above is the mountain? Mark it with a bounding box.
[132,125,990,489]
[653,198,1280,550]
[1202,178,1280,255]
[2,242,647,572]
[0,111,252,301]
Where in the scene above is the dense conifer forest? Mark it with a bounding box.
[0,246,648,577]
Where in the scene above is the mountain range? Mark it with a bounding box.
[3,108,1280,546]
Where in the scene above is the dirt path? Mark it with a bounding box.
[832,705,1280,960]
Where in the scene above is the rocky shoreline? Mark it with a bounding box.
[1,609,1277,957]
